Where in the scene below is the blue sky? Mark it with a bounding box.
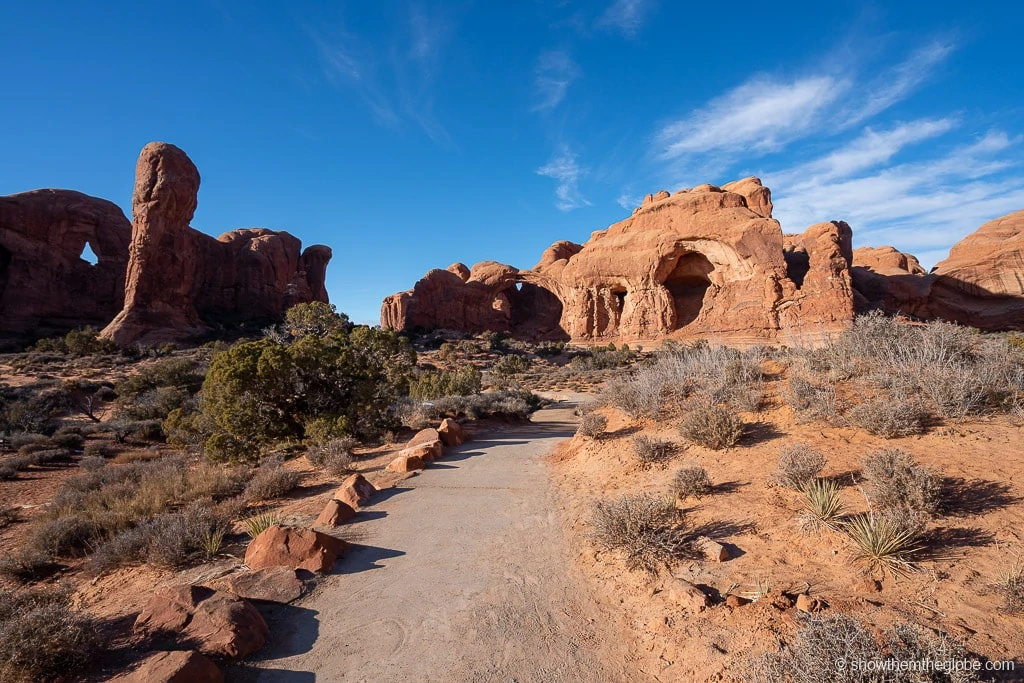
[2,1,1022,324]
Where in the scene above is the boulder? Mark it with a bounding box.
[408,427,441,448]
[397,440,443,462]
[697,538,730,563]
[134,585,268,659]
[225,567,305,604]
[386,453,425,473]
[110,650,223,683]
[795,593,826,613]
[334,473,377,509]
[437,418,466,446]
[244,525,349,573]
[100,142,332,346]
[664,578,710,612]
[315,499,357,527]
[0,189,131,341]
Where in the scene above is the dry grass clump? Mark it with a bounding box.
[576,412,607,439]
[631,435,675,465]
[672,464,712,500]
[590,494,695,573]
[798,478,843,531]
[679,403,743,450]
[774,443,826,489]
[601,342,764,419]
[244,456,301,502]
[90,503,232,572]
[0,550,59,583]
[847,395,928,438]
[782,374,838,422]
[746,613,978,683]
[997,564,1024,614]
[842,511,925,578]
[0,586,101,682]
[307,437,357,476]
[861,448,941,517]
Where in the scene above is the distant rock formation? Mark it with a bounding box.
[383,179,1024,340]
[0,142,332,346]
[93,142,333,346]
[383,179,857,343]
[853,210,1024,330]
[0,189,131,339]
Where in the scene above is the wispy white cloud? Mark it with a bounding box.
[537,146,591,211]
[596,0,655,37]
[304,5,454,143]
[656,76,848,159]
[767,130,1024,266]
[842,41,954,126]
[532,50,580,111]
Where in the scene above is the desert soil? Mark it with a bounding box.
[241,400,642,683]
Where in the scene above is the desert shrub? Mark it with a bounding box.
[244,457,300,501]
[799,478,843,531]
[243,511,283,540]
[27,514,106,558]
[202,310,415,459]
[576,412,607,439]
[569,343,636,371]
[408,366,482,400]
[861,448,941,516]
[535,341,567,357]
[283,301,352,338]
[916,365,994,419]
[842,512,925,578]
[83,441,113,458]
[601,343,763,418]
[672,465,712,500]
[116,357,206,401]
[0,550,59,583]
[28,447,72,466]
[0,587,101,682]
[0,507,15,528]
[79,455,107,472]
[847,395,928,438]
[679,403,743,450]
[51,432,84,450]
[783,375,838,421]
[631,435,675,465]
[491,354,531,377]
[746,613,978,683]
[427,389,541,421]
[997,565,1024,614]
[774,443,826,489]
[90,503,232,572]
[8,433,49,450]
[0,465,18,480]
[186,461,251,500]
[307,438,357,476]
[163,407,214,451]
[64,327,117,356]
[590,494,695,573]
[116,386,194,421]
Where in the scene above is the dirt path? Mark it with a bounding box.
[244,401,636,682]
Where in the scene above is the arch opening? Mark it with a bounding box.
[79,241,99,266]
[508,281,568,341]
[663,252,713,329]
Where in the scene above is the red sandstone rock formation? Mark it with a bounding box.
[382,178,856,343]
[0,189,131,339]
[101,142,332,345]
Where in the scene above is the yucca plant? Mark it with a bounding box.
[201,526,227,558]
[842,511,925,579]
[798,478,843,531]
[242,511,283,540]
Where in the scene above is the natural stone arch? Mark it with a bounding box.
[662,251,714,329]
[508,279,569,341]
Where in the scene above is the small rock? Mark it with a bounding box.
[110,650,223,683]
[437,418,466,446]
[408,428,441,448]
[396,441,442,462]
[386,453,425,473]
[796,594,826,613]
[244,525,349,573]
[134,585,268,659]
[335,473,377,509]
[315,499,357,527]
[664,578,710,613]
[225,567,304,604]
[725,594,750,608]
[698,538,730,562]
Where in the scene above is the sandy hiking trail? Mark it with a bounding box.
[242,401,639,683]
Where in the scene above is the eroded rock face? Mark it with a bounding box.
[100,142,332,346]
[382,178,856,343]
[0,189,131,340]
